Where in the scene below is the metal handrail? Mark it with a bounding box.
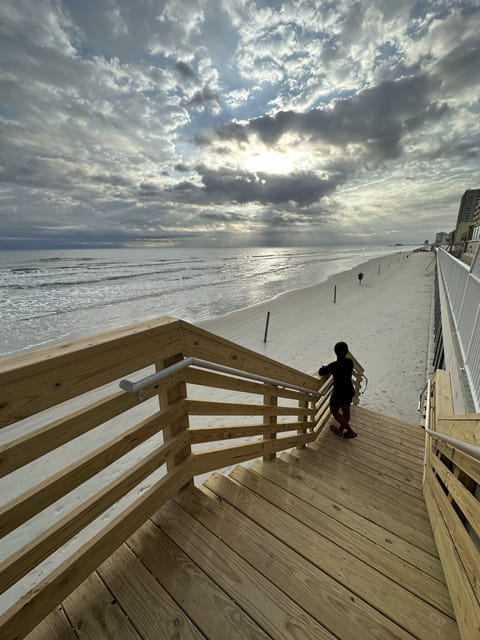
[120,356,325,400]
[359,373,368,395]
[422,378,432,484]
[425,426,480,461]
[418,380,429,412]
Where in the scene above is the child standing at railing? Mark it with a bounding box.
[319,341,357,439]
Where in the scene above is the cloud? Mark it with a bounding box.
[213,74,449,162]
[196,165,344,206]
[175,61,198,83]
[0,0,479,248]
[186,87,219,109]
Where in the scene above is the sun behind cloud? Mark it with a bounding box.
[246,148,296,175]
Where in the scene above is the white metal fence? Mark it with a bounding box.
[437,248,480,410]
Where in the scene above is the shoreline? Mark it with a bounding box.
[0,245,399,357]
[200,249,406,329]
[201,250,435,424]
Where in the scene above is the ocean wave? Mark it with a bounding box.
[0,265,210,289]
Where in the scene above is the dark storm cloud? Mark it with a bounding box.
[435,34,480,94]
[196,165,342,206]
[200,211,248,222]
[215,74,448,161]
[175,61,198,83]
[186,87,219,109]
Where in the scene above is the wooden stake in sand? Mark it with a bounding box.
[333,285,337,303]
[263,311,270,343]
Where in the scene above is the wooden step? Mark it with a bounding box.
[224,467,452,616]
[127,518,269,640]
[278,452,436,551]
[150,500,335,640]
[352,406,424,435]
[284,447,427,513]
[293,443,424,500]
[308,438,424,495]
[348,414,426,455]
[202,471,456,640]
[320,422,425,470]
[176,483,416,640]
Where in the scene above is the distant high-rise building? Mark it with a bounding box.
[456,189,480,227]
[472,199,480,241]
[453,189,480,247]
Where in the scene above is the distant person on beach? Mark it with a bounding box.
[358,272,364,284]
[319,342,357,439]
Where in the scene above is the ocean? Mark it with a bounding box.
[0,245,396,356]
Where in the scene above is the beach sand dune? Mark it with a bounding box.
[202,250,435,425]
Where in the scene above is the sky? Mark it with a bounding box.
[0,0,479,249]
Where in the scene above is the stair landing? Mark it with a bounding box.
[27,406,459,640]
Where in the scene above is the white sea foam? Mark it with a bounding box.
[0,245,397,356]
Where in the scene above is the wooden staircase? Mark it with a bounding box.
[27,405,459,640]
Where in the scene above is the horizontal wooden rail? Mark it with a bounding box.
[185,366,310,401]
[185,399,316,417]
[0,458,193,640]
[0,432,190,593]
[1,402,185,537]
[194,431,315,476]
[430,454,480,538]
[0,317,182,427]
[189,421,305,444]
[423,368,480,640]
[435,440,480,485]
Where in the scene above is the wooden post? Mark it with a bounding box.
[157,353,193,486]
[263,311,270,343]
[263,392,277,461]
[378,264,381,275]
[333,285,337,303]
[296,397,309,449]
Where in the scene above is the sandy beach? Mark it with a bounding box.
[202,250,435,424]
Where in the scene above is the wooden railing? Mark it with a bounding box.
[0,316,365,640]
[423,369,480,640]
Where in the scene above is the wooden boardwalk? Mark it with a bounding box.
[27,405,459,640]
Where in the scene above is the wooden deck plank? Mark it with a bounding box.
[126,519,270,640]
[26,608,78,640]
[203,471,457,640]
[285,446,426,510]
[351,407,425,437]
[61,573,142,640]
[348,415,425,455]
[97,545,206,640]
[326,421,425,469]
[228,465,452,615]
[297,442,424,500]
[151,500,337,640]
[351,408,425,441]
[279,451,434,542]
[176,484,416,640]
[309,438,424,496]
[248,458,444,582]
